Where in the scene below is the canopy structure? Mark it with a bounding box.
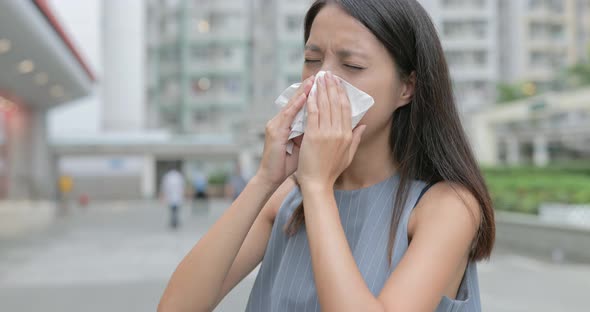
[0,0,95,199]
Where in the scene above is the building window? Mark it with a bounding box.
[530,22,564,40]
[164,80,180,100]
[190,46,236,63]
[191,76,242,96]
[529,0,543,10]
[192,46,210,59]
[193,0,210,5]
[193,111,208,122]
[210,12,243,33]
[443,21,487,39]
[474,51,487,65]
[530,51,554,67]
[529,0,564,12]
[442,0,486,9]
[445,50,487,67]
[224,77,242,95]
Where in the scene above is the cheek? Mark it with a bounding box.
[358,102,392,129]
[365,81,397,114]
[356,81,397,129]
[301,67,316,81]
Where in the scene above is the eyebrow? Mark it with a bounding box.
[304,44,368,59]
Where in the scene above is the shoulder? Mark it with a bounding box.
[408,181,481,241]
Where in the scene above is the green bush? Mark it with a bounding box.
[208,171,228,186]
[483,165,590,214]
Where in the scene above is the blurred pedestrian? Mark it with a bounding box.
[160,167,185,229]
[57,174,73,216]
[225,163,246,200]
[192,170,209,214]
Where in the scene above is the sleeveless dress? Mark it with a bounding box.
[245,174,481,311]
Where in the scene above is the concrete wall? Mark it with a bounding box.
[496,211,590,263]
[58,155,146,200]
[69,175,143,200]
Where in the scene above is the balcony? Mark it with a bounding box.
[189,0,247,12]
[189,51,247,74]
[443,38,491,50]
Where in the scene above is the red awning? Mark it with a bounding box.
[33,0,96,82]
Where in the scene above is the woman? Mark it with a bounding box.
[158,0,495,311]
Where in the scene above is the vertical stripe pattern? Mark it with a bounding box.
[245,174,481,312]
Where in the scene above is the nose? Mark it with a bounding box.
[318,58,338,76]
[319,65,334,75]
[316,66,342,77]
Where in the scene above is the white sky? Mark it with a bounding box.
[46,0,102,139]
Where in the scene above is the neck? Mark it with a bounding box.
[334,126,397,190]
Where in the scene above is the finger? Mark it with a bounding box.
[316,74,331,128]
[282,76,314,113]
[279,92,307,125]
[337,79,352,131]
[298,75,315,97]
[276,76,315,126]
[326,72,341,130]
[306,83,319,131]
[348,124,366,161]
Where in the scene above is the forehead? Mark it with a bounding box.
[307,5,379,49]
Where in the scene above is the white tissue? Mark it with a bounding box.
[274,71,375,154]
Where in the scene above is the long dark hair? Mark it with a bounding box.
[285,0,495,261]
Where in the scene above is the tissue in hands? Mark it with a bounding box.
[274,71,375,154]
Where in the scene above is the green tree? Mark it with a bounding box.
[566,62,590,88]
[496,82,536,104]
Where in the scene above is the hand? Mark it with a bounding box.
[297,72,367,189]
[256,75,315,187]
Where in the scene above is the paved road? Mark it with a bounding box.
[0,200,588,312]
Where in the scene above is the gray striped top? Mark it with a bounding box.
[245,174,481,311]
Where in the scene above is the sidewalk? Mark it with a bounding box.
[0,200,56,238]
[0,200,588,312]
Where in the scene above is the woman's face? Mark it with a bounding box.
[302,4,413,143]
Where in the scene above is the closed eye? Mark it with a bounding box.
[304,59,366,71]
[344,64,365,70]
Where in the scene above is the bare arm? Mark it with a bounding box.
[212,177,296,307]
[158,75,314,312]
[158,176,278,312]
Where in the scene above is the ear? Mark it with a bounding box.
[398,71,416,107]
